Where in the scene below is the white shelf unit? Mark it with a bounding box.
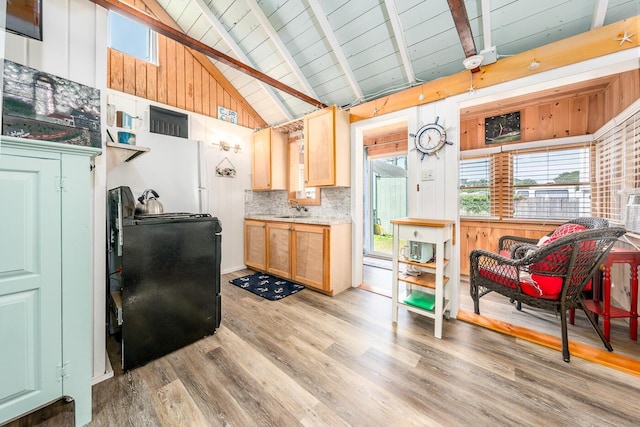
[391,218,455,339]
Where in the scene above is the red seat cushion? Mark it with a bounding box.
[545,223,587,244]
[481,223,595,299]
[479,266,563,299]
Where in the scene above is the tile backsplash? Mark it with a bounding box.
[245,187,351,219]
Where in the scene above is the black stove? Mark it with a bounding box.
[107,186,221,370]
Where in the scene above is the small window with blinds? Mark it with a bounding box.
[511,147,592,219]
[595,106,640,233]
[460,157,493,217]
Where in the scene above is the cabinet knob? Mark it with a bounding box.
[414,230,418,237]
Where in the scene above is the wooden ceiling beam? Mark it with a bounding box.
[447,0,478,58]
[348,16,639,122]
[90,0,327,110]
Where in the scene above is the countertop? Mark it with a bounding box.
[245,214,351,225]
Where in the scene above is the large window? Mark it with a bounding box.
[460,144,593,220]
[109,12,157,63]
[512,148,591,219]
[594,104,640,233]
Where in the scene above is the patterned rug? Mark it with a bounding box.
[229,273,305,300]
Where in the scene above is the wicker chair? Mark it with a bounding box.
[498,217,611,259]
[498,217,611,312]
[469,224,626,362]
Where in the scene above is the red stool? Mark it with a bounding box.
[583,247,640,341]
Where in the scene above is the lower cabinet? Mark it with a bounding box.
[244,220,352,296]
[0,136,99,426]
[267,222,292,278]
[291,224,329,291]
[244,220,267,271]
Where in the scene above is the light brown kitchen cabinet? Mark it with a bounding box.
[291,224,329,292]
[304,105,350,187]
[244,219,352,296]
[267,222,292,278]
[244,220,267,271]
[252,128,287,190]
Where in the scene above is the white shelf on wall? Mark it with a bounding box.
[106,142,150,171]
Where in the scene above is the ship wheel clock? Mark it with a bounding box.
[410,116,453,159]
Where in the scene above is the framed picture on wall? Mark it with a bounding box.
[485,111,521,144]
[6,0,43,41]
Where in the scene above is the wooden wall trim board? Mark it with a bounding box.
[348,16,639,123]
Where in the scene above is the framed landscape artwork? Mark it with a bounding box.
[2,60,101,148]
[6,0,43,41]
[485,111,521,145]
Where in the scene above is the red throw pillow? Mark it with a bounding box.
[544,223,587,245]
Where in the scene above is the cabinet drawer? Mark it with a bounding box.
[398,226,439,242]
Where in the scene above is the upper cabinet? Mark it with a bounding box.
[304,105,350,187]
[252,128,287,191]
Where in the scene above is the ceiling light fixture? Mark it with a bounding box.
[463,54,484,70]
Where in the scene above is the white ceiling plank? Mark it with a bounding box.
[192,0,294,120]
[245,0,320,100]
[306,0,364,101]
[591,0,609,29]
[383,0,415,84]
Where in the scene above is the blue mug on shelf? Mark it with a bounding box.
[118,131,136,145]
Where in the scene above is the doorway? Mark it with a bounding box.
[361,122,408,295]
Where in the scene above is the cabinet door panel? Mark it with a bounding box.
[245,221,266,271]
[252,129,272,190]
[0,155,62,423]
[305,109,335,187]
[267,224,291,278]
[293,225,328,290]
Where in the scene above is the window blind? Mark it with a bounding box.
[595,106,640,233]
[459,155,495,217]
[509,145,592,219]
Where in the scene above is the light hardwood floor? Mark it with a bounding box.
[6,268,640,426]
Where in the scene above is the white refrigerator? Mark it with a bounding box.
[107,132,205,214]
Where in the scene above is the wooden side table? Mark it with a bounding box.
[390,218,455,339]
[583,247,640,341]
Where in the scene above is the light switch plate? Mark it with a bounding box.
[422,168,435,181]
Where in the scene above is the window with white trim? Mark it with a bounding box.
[460,143,593,220]
[109,12,157,64]
[511,147,592,219]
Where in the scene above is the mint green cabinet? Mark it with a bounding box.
[0,136,100,426]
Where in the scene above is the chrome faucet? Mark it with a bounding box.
[288,199,308,212]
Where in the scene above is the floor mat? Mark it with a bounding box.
[229,273,305,300]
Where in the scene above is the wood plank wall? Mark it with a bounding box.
[107,0,265,129]
[459,69,639,151]
[458,69,639,274]
[107,44,259,129]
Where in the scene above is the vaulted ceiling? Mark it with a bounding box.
[130,0,638,127]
